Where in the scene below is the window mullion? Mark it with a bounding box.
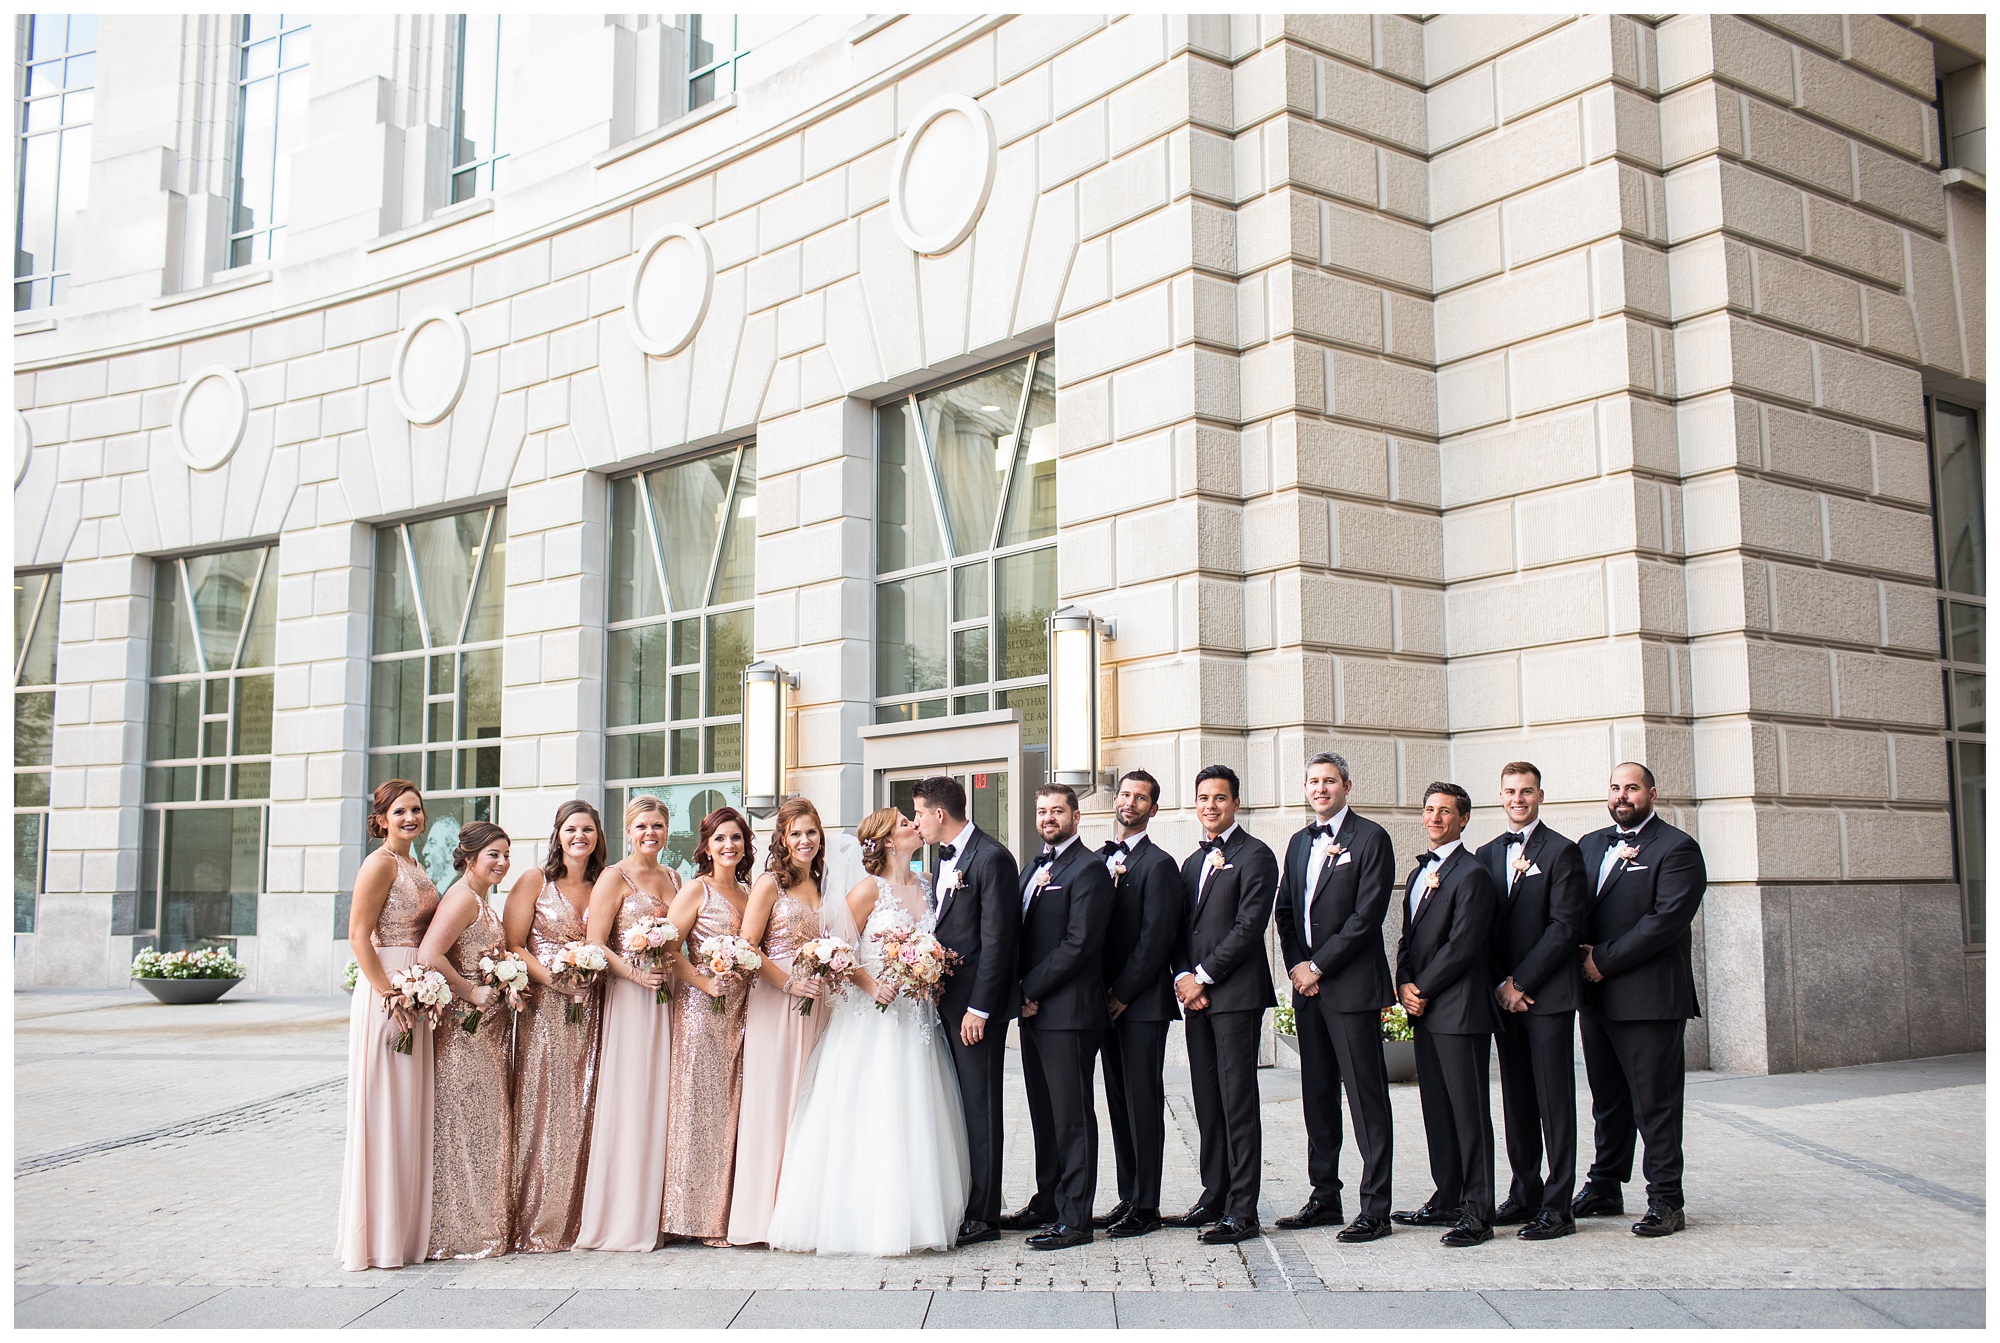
[989,349,1037,552]
[703,446,744,607]
[398,525,433,650]
[14,573,49,686]
[456,506,495,647]
[911,393,957,559]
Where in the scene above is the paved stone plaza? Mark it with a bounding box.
[13,989,1986,1328]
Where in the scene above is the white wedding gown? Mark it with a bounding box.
[766,873,971,1255]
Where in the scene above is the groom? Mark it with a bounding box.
[913,775,1020,1248]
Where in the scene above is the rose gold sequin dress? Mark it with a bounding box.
[661,880,751,1241]
[336,850,439,1271]
[726,887,829,1245]
[427,892,513,1260]
[575,868,676,1252]
[510,877,602,1253]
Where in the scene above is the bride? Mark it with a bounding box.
[767,807,971,1255]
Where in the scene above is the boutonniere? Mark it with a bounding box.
[1204,848,1226,873]
[1511,854,1531,874]
[1614,842,1640,863]
[940,868,965,893]
[1327,843,1344,859]
[1030,866,1052,891]
[1424,871,1441,891]
[1108,859,1127,878]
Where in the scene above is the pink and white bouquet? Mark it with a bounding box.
[549,940,608,1024]
[788,935,855,1017]
[871,915,961,1011]
[384,963,453,1054]
[620,914,682,1003]
[697,934,762,1014]
[461,951,530,1033]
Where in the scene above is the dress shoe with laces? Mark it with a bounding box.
[1439,1217,1494,1248]
[1491,1197,1533,1227]
[1517,1212,1575,1240]
[1165,1201,1222,1228]
[998,1204,1055,1231]
[1632,1205,1685,1237]
[1198,1216,1261,1245]
[1570,1184,1625,1218]
[1274,1197,1344,1230]
[955,1220,1000,1246]
[1026,1224,1092,1250]
[1090,1199,1132,1230]
[1335,1215,1392,1243]
[1390,1199,1457,1227]
[1108,1209,1163,1239]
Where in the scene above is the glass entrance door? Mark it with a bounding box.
[884,764,1012,871]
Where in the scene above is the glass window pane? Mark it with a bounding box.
[997,355,1058,546]
[15,813,43,933]
[995,547,1056,681]
[152,561,202,676]
[953,562,988,621]
[644,452,735,610]
[373,528,423,654]
[232,675,274,757]
[368,658,423,748]
[952,693,989,714]
[148,681,201,761]
[1954,671,1985,735]
[1956,742,1985,945]
[609,475,665,622]
[876,572,947,697]
[205,677,231,716]
[204,716,230,758]
[184,549,266,672]
[369,750,421,792]
[427,748,454,791]
[407,510,488,647]
[1949,601,1985,665]
[16,570,60,686]
[607,625,667,728]
[710,447,756,605]
[16,771,50,807]
[608,730,666,782]
[460,745,500,790]
[158,806,262,951]
[232,761,271,798]
[464,507,506,642]
[29,17,65,60]
[688,13,732,70]
[953,625,989,687]
[429,654,454,696]
[455,15,500,171]
[672,617,700,666]
[1934,401,1985,597]
[15,689,54,768]
[12,573,46,672]
[706,722,741,775]
[459,647,502,742]
[706,609,752,716]
[16,122,59,281]
[877,399,943,572]
[919,360,1027,555]
[428,696,455,745]
[237,553,277,667]
[670,727,700,775]
[66,15,97,52]
[671,671,700,722]
[279,27,310,70]
[875,698,946,725]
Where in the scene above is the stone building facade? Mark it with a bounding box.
[11,13,1986,1073]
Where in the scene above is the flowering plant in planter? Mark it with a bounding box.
[131,946,246,980]
[342,960,360,992]
[1273,1004,1296,1037]
[1379,1003,1414,1043]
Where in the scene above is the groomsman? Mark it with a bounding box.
[1574,763,1707,1238]
[913,775,1021,1247]
[1473,761,1587,1240]
[1003,783,1114,1250]
[1092,769,1181,1240]
[1168,765,1279,1245]
[1272,751,1398,1243]
[1391,782,1502,1247]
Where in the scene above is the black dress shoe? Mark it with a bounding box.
[1517,1212,1575,1240]
[1491,1198,1533,1226]
[1090,1199,1132,1230]
[1198,1216,1261,1245]
[955,1220,1000,1246]
[1026,1224,1092,1250]
[1274,1197,1344,1230]
[1439,1217,1494,1247]
[998,1204,1054,1231]
[1335,1215,1392,1243]
[1165,1201,1222,1228]
[1389,1199,1456,1227]
[1570,1184,1625,1218]
[1632,1205,1685,1237]
[1107,1209,1163,1239]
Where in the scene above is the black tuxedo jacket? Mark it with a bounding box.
[1474,822,1587,1016]
[1016,837,1113,1030]
[1100,834,1182,1022]
[930,824,1021,1023]
[1394,845,1501,1035]
[1169,824,1278,1014]
[1274,810,1396,1013]
[1578,816,1706,1022]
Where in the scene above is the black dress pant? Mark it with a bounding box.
[1020,1024,1099,1229]
[1295,993,1394,1218]
[1579,1007,1686,1209]
[1099,1018,1169,1213]
[1412,1024,1496,1221]
[945,1018,1008,1225]
[1494,1008,1577,1215]
[1182,1007,1263,1223]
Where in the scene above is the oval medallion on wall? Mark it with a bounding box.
[626,223,715,357]
[390,308,473,425]
[889,93,998,256]
[171,365,250,472]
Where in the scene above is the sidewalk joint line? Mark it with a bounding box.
[1695,1102,1985,1217]
[14,1075,344,1177]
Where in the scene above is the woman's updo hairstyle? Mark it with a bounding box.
[855,807,902,878]
[366,779,423,839]
[451,821,510,874]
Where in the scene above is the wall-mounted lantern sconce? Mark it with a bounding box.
[741,661,799,817]
[1047,606,1114,795]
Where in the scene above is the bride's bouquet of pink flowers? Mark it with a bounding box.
[461,950,530,1033]
[620,914,681,1003]
[384,963,453,1054]
[697,934,762,1014]
[788,935,855,1017]
[548,940,608,1024]
[870,914,961,1012]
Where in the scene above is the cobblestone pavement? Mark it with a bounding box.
[12,989,1986,1328]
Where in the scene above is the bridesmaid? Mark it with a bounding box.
[419,821,515,1261]
[726,798,831,1246]
[336,780,442,1271]
[661,807,757,1245]
[574,795,681,1252]
[505,800,606,1253]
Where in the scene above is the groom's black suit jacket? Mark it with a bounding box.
[1016,837,1113,1031]
[930,823,1021,1023]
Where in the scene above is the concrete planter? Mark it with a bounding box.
[134,977,242,1005]
[1384,1038,1417,1082]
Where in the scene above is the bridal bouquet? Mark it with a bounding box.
[461,951,530,1033]
[620,914,682,1003]
[871,915,960,1011]
[549,940,608,1024]
[697,934,762,1014]
[384,963,453,1054]
[789,935,855,1017]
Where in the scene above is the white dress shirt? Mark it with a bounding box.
[1301,806,1350,944]
[934,820,982,1017]
[1596,811,1656,893]
[1503,818,1540,892]
[1025,833,1079,912]
[1407,838,1463,919]
[1181,822,1239,986]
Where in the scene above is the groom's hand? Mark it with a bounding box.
[960,1011,987,1046]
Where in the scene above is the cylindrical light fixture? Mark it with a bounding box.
[740,661,797,817]
[1047,606,1103,791]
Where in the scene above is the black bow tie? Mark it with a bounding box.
[1615,830,1642,843]
[1307,822,1335,839]
[1101,840,1128,856]
[1413,851,1439,872]
[1198,837,1225,853]
[936,843,957,861]
[1505,831,1528,846]
[1036,848,1057,866]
